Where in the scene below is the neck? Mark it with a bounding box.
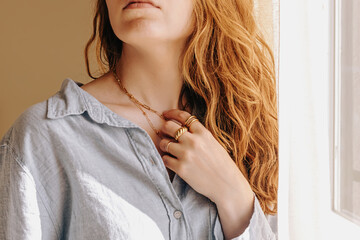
[116,42,185,112]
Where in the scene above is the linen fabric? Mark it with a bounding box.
[0,79,277,240]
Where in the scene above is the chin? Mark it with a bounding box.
[116,20,165,42]
[123,35,165,49]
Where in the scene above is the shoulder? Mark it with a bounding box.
[1,100,50,154]
[16,100,48,128]
[2,100,46,136]
[0,99,54,179]
[1,79,83,157]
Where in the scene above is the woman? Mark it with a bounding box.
[0,0,278,239]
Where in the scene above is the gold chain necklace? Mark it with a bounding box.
[112,70,164,137]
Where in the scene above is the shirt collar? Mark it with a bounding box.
[47,79,138,129]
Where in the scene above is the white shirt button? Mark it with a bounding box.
[173,210,182,219]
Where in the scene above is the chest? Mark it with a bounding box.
[104,103,175,181]
[52,125,220,239]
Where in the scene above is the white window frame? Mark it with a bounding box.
[332,0,360,227]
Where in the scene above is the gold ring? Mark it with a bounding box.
[174,127,188,141]
[165,141,172,152]
[184,115,199,129]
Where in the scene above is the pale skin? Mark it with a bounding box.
[81,0,254,238]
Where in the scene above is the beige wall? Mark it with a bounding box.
[0,1,276,138]
[0,1,93,137]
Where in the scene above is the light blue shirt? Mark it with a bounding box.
[0,79,277,239]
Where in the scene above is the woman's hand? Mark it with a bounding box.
[160,109,255,238]
[159,109,253,206]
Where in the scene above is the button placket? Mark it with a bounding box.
[127,129,191,239]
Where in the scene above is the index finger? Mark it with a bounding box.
[162,109,203,133]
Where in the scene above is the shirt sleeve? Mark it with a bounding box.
[231,196,277,240]
[0,143,56,240]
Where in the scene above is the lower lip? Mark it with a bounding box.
[124,2,157,9]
